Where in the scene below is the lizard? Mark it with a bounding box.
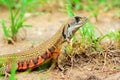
[0,16,87,77]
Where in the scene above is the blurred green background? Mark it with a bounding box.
[0,0,120,43]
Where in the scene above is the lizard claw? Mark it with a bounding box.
[58,64,65,72]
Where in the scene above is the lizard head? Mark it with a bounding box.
[62,16,87,42]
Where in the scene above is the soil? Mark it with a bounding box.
[0,7,120,80]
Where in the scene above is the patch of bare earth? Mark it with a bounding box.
[0,7,120,80]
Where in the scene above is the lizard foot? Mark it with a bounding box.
[4,71,10,80]
[57,52,67,72]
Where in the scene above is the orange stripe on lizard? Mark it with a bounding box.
[22,61,27,70]
[29,60,35,68]
[53,48,60,55]
[37,56,44,65]
[17,63,22,70]
[46,49,52,58]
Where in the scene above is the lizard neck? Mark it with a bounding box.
[48,25,65,48]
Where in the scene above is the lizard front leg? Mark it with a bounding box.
[47,45,67,71]
[57,46,67,71]
[47,46,66,72]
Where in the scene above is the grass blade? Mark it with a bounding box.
[66,0,74,17]
[1,19,10,40]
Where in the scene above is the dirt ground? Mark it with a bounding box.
[0,7,120,80]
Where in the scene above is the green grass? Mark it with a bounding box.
[79,22,98,46]
[65,0,120,21]
[1,0,32,43]
[65,0,120,49]
[73,0,83,10]
[66,21,120,54]
[66,0,75,17]
[9,58,17,80]
[66,20,120,52]
[0,0,50,11]
[105,29,120,42]
[0,0,120,18]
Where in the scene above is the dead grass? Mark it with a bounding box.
[62,40,120,80]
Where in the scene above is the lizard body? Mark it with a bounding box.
[0,16,87,76]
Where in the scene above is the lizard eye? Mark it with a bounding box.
[74,16,80,23]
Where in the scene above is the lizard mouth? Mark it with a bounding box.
[76,16,88,26]
[72,16,88,29]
